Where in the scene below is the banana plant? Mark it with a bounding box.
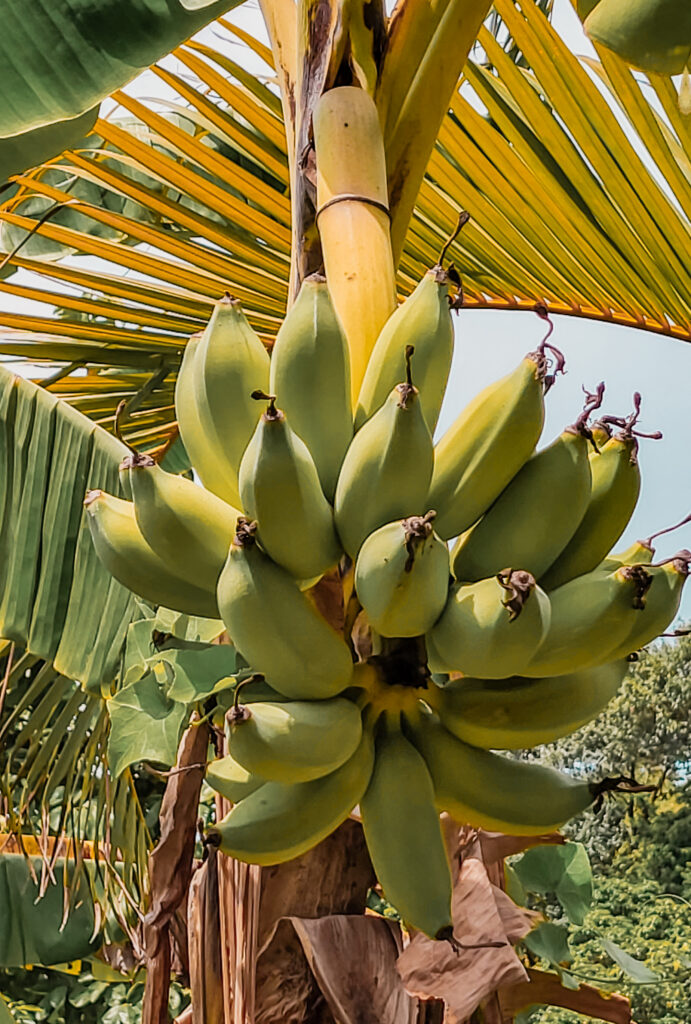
[1,0,690,1021]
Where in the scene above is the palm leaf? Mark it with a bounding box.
[0,0,245,178]
[0,647,151,938]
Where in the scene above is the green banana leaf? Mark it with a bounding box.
[0,108,99,184]
[0,855,102,968]
[0,363,136,691]
[0,0,245,178]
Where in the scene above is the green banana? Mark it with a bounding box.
[355,267,454,434]
[354,512,450,637]
[175,333,245,504]
[210,730,375,865]
[334,346,434,558]
[216,519,353,698]
[451,386,604,583]
[206,753,265,804]
[124,454,239,593]
[541,394,661,589]
[414,714,597,834]
[583,0,691,75]
[238,393,342,580]
[427,570,551,679]
[226,695,363,783]
[360,722,453,940]
[523,564,653,677]
[268,274,352,501]
[606,552,690,659]
[598,539,654,572]
[598,509,691,572]
[192,294,270,506]
[84,490,220,618]
[428,341,564,540]
[433,659,628,750]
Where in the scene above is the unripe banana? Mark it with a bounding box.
[360,722,453,940]
[354,512,450,637]
[523,564,653,677]
[598,539,654,572]
[451,386,604,582]
[598,511,691,573]
[84,490,220,618]
[210,730,375,865]
[583,0,691,76]
[269,274,352,501]
[414,714,598,834]
[427,570,551,679]
[238,393,342,580]
[355,267,454,434]
[334,347,434,558]
[175,334,242,504]
[428,343,563,540]
[433,659,627,750]
[226,695,362,783]
[206,753,265,803]
[606,552,690,659]
[124,454,239,593]
[216,519,353,698]
[541,395,661,589]
[192,294,270,506]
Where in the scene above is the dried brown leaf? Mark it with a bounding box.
[291,915,417,1024]
[397,858,527,1023]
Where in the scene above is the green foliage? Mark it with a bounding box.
[517,635,691,1023]
[0,965,188,1023]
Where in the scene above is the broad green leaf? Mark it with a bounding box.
[511,843,593,925]
[0,1,244,175]
[0,365,136,692]
[600,938,661,982]
[161,645,236,703]
[0,108,98,183]
[0,855,101,968]
[152,607,225,643]
[523,922,572,967]
[107,670,189,776]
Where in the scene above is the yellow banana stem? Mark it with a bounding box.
[381,0,493,264]
[313,86,398,404]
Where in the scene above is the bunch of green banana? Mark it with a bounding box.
[83,267,688,943]
[451,384,604,582]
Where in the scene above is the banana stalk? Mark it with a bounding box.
[313,86,398,404]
